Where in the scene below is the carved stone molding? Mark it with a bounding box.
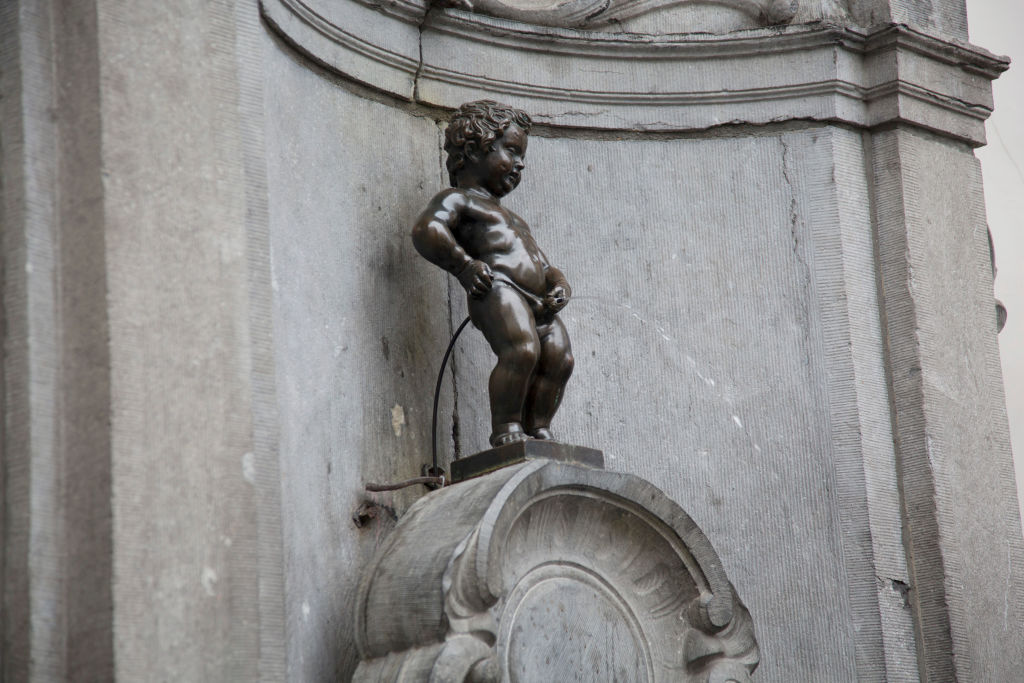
[261,0,1007,144]
[352,460,758,681]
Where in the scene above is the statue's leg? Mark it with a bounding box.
[523,315,574,439]
[469,286,540,446]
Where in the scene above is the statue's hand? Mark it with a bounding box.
[458,260,493,299]
[544,284,569,313]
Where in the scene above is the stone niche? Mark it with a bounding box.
[258,0,1024,679]
[352,460,758,682]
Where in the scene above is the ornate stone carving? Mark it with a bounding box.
[437,0,799,30]
[353,460,758,681]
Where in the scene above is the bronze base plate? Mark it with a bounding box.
[451,440,604,483]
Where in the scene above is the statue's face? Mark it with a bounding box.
[478,123,528,198]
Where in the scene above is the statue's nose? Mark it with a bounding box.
[514,159,525,170]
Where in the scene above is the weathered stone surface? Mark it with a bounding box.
[434,117,1024,682]
[261,0,421,99]
[353,460,759,682]
[1,4,82,679]
[255,13,1024,678]
[96,1,282,679]
[262,34,452,680]
[869,126,1024,681]
[2,1,285,680]
[452,127,908,680]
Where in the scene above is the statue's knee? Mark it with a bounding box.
[554,351,574,380]
[503,341,540,371]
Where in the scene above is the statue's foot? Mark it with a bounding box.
[528,427,554,440]
[490,423,529,447]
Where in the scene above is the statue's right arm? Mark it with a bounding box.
[412,190,493,298]
[411,190,474,276]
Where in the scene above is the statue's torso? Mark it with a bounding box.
[456,197,548,296]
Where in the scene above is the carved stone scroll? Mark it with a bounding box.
[353,460,758,681]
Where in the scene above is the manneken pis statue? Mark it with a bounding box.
[412,100,574,447]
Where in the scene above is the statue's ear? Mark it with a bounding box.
[464,141,481,163]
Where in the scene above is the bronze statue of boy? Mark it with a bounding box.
[412,100,574,447]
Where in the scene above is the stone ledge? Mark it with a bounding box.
[261,0,1007,144]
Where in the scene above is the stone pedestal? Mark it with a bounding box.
[354,458,758,682]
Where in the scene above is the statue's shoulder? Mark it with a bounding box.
[424,186,472,214]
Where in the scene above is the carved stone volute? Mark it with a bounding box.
[353,459,758,682]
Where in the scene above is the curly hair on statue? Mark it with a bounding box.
[444,100,532,187]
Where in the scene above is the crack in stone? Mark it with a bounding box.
[412,7,430,102]
[779,134,816,372]
[779,136,806,274]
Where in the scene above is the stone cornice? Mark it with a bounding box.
[261,0,1009,144]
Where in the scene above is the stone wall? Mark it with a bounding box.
[3,0,1023,681]
[263,50,450,678]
